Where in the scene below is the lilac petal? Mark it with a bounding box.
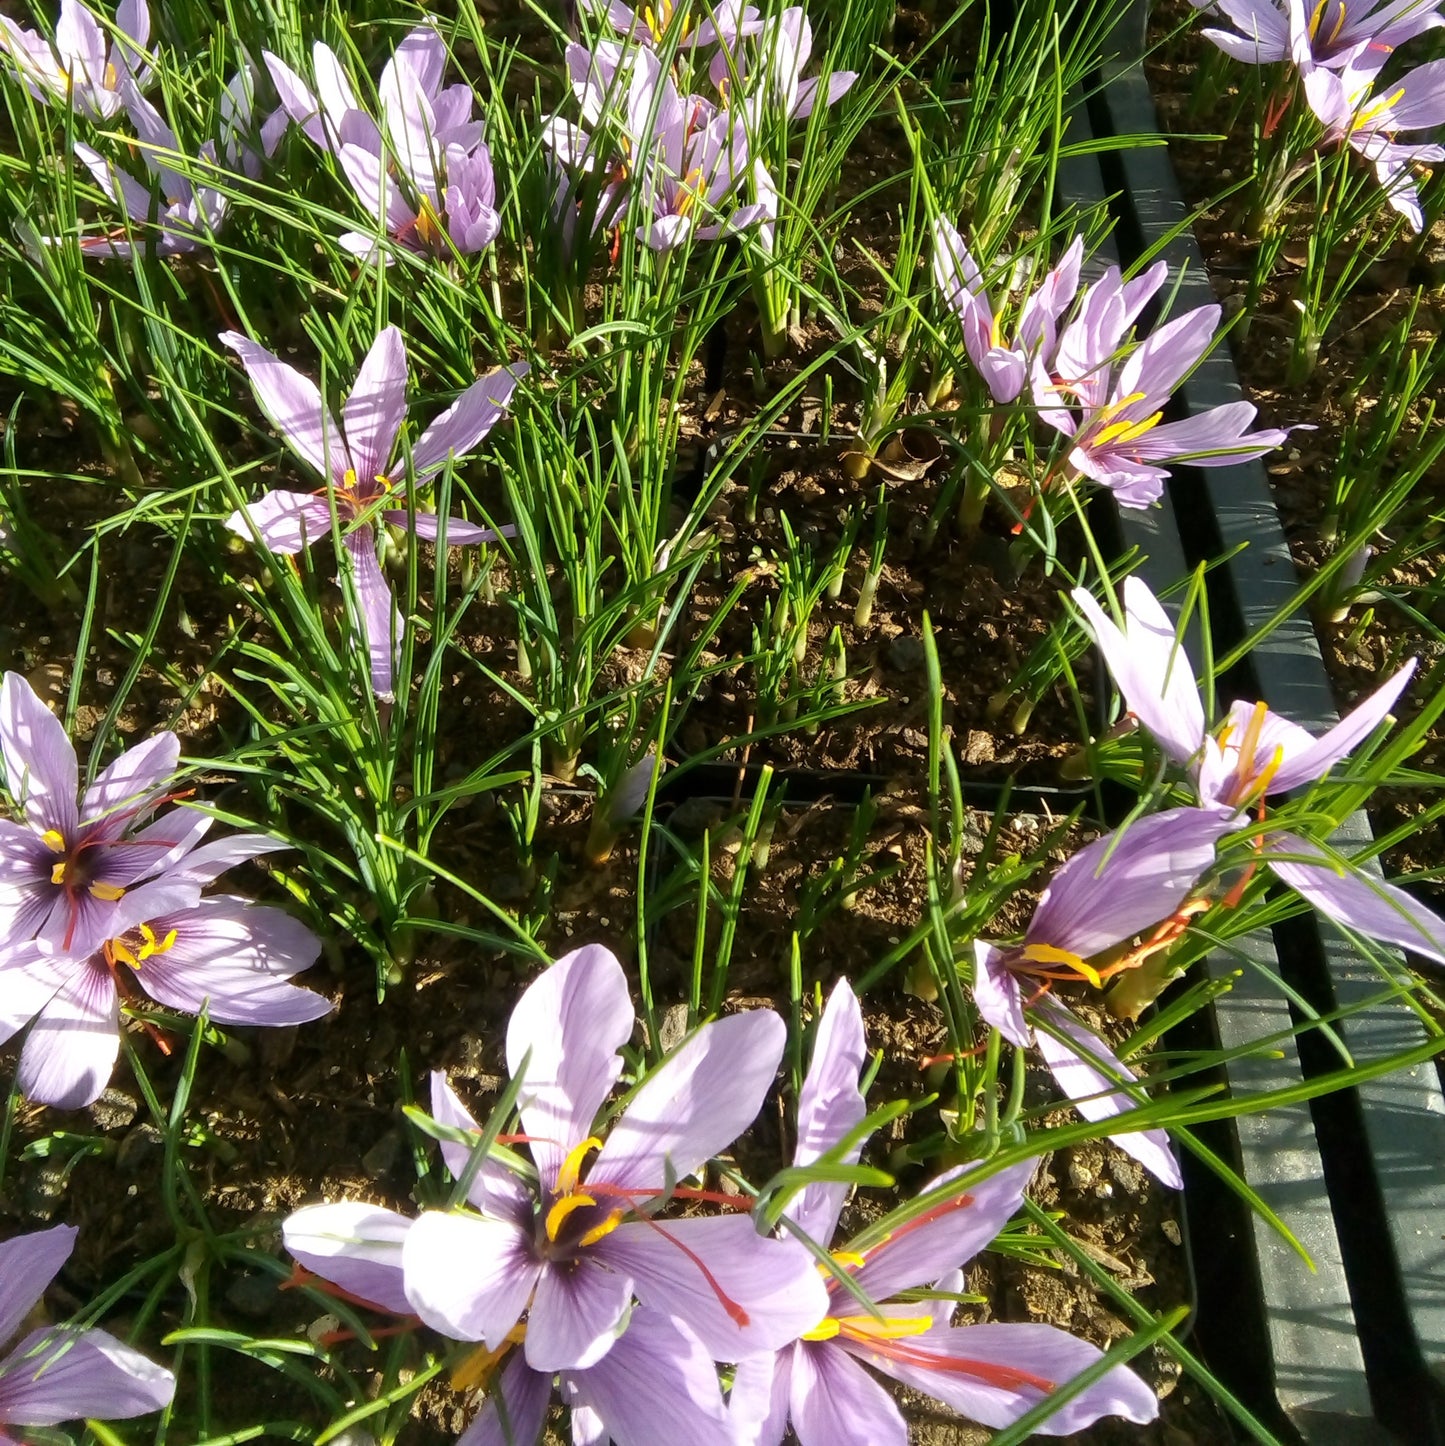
[225,492,334,554]
[1072,577,1206,766]
[381,510,510,546]
[1390,56,1445,129]
[1028,807,1229,960]
[18,957,119,1109]
[0,1224,76,1345]
[729,1348,791,1446]
[455,1352,551,1446]
[95,804,213,882]
[282,1202,415,1314]
[861,1320,1158,1433]
[343,327,408,483]
[1115,305,1219,407]
[591,1009,785,1194]
[0,1327,174,1425]
[263,51,329,148]
[428,1071,535,1222]
[402,1209,540,1346]
[341,529,399,701]
[0,950,70,1048]
[789,1339,907,1446]
[523,1259,633,1372]
[311,41,359,137]
[171,833,288,885]
[563,1309,733,1446]
[1034,1000,1182,1188]
[72,142,151,221]
[848,1158,1037,1303]
[1129,403,1288,467]
[1072,450,1169,509]
[82,731,178,827]
[643,213,694,251]
[0,671,79,840]
[134,899,330,1026]
[1269,658,1416,794]
[410,364,526,482]
[971,941,1030,1048]
[1267,833,1445,966]
[55,0,105,89]
[506,945,634,1192]
[220,332,349,483]
[789,980,868,1242]
[598,1215,828,1360]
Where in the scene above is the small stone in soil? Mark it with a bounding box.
[362,1130,403,1180]
[887,635,926,672]
[89,1088,138,1131]
[226,1271,283,1321]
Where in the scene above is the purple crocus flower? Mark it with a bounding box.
[0,1225,174,1433]
[1031,267,1292,507]
[971,810,1233,1188]
[0,672,216,958]
[730,982,1160,1443]
[932,221,1084,405]
[1074,576,1445,965]
[582,0,763,48]
[706,6,858,121]
[220,325,524,699]
[1192,0,1442,69]
[1302,55,1445,229]
[400,945,828,1370]
[0,874,329,1110]
[0,0,150,122]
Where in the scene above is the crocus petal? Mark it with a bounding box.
[848,1158,1038,1303]
[1115,305,1220,408]
[0,671,79,840]
[523,1259,633,1372]
[455,1352,551,1446]
[343,327,409,483]
[1268,658,1416,794]
[282,1202,415,1314]
[82,732,178,827]
[18,958,119,1109]
[264,51,328,148]
[1072,577,1207,766]
[225,492,335,555]
[562,1309,734,1446]
[220,332,350,483]
[1128,403,1289,467]
[134,899,331,1026]
[1267,833,1445,966]
[428,1071,535,1223]
[971,941,1030,1048]
[0,1224,76,1346]
[505,944,634,1193]
[1028,807,1230,960]
[409,364,526,482]
[402,1210,540,1347]
[1033,1001,1183,1188]
[591,1009,785,1194]
[860,1320,1158,1434]
[597,1216,829,1360]
[170,833,288,886]
[0,1327,174,1425]
[341,529,399,701]
[789,980,868,1243]
[729,1348,791,1446]
[380,511,511,546]
[0,950,66,1048]
[72,142,152,221]
[789,1340,907,1446]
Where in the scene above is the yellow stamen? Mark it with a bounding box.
[89,882,126,902]
[578,1210,626,1247]
[545,1192,597,1242]
[1093,410,1163,449]
[1328,2,1348,43]
[342,467,359,494]
[1019,941,1103,988]
[110,939,139,970]
[837,1314,932,1342]
[137,923,179,961]
[1354,85,1407,132]
[673,166,706,219]
[104,61,118,89]
[556,1136,603,1195]
[41,829,66,853]
[451,1324,526,1393]
[831,1250,866,1270]
[1232,698,1271,792]
[1307,0,1330,38]
[51,860,68,886]
[802,1317,841,1341]
[415,197,443,249]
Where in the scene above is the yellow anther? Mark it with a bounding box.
[673,166,706,219]
[556,1136,603,1195]
[89,882,126,902]
[110,939,139,970]
[415,197,443,249]
[450,1324,526,1392]
[831,1250,866,1270]
[1328,2,1348,43]
[801,1317,841,1341]
[545,1192,597,1242]
[138,923,178,961]
[1308,0,1330,38]
[1020,941,1102,988]
[104,61,118,89]
[50,860,68,886]
[578,1210,626,1247]
[41,829,66,853]
[1355,85,1407,132]
[1233,698,1271,790]
[342,468,359,493]
[837,1314,932,1342]
[1094,410,1163,448]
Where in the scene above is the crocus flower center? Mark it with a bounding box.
[104,922,179,972]
[643,0,691,42]
[1352,84,1407,134]
[1215,698,1287,807]
[43,831,127,904]
[1087,391,1163,451]
[540,1135,626,1257]
[1308,0,1350,46]
[672,165,706,218]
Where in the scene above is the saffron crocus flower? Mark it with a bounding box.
[401,945,829,1370]
[1074,576,1445,965]
[971,809,1233,1188]
[0,1225,174,1432]
[582,0,763,48]
[220,325,523,699]
[0,0,150,122]
[0,880,329,1110]
[1192,0,1443,69]
[1302,56,1445,229]
[1032,268,1292,507]
[0,672,216,957]
[707,6,857,121]
[933,221,1084,404]
[730,982,1160,1443]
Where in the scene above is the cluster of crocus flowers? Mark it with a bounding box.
[1074,576,1445,967]
[934,227,1293,508]
[1191,0,1445,69]
[265,26,499,263]
[0,0,151,122]
[221,324,524,700]
[0,1224,174,1433]
[0,672,329,1108]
